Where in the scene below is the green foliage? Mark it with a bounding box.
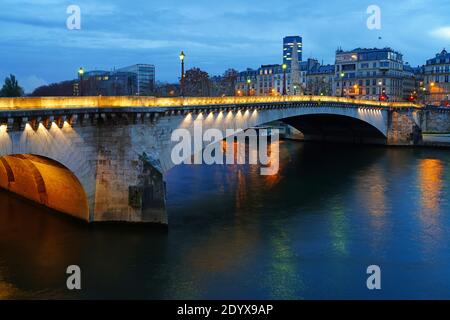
[0,74,24,97]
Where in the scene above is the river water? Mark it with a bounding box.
[0,141,450,299]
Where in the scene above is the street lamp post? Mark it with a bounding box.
[179,51,185,96]
[378,80,384,101]
[246,78,252,96]
[340,72,345,97]
[282,64,287,95]
[78,67,84,96]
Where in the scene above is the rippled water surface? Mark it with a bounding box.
[1,141,450,299]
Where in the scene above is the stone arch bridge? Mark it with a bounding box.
[0,96,448,225]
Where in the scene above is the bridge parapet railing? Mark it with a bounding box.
[0,95,421,111]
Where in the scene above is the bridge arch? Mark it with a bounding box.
[255,105,389,141]
[281,113,387,144]
[0,154,90,221]
[0,123,93,221]
[159,105,389,172]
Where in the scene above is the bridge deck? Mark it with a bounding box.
[0,96,420,111]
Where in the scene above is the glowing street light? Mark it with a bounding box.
[78,67,84,96]
[340,72,345,97]
[282,63,287,95]
[179,51,185,96]
[246,78,252,96]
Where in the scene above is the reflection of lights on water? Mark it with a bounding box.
[418,159,443,215]
[417,158,444,257]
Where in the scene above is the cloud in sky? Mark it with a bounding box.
[430,27,450,40]
[0,0,449,93]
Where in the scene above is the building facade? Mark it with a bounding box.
[402,64,422,102]
[117,64,156,96]
[76,70,137,96]
[87,70,137,96]
[235,68,258,96]
[305,64,335,95]
[236,65,290,96]
[333,47,406,101]
[424,49,450,105]
[257,64,286,96]
[300,58,321,92]
[236,60,336,97]
[283,36,303,69]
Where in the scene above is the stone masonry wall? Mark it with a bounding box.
[386,109,422,145]
[419,108,450,133]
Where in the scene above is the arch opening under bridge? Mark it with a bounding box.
[0,154,89,221]
[280,113,388,144]
[164,105,390,171]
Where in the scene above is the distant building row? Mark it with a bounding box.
[236,36,450,105]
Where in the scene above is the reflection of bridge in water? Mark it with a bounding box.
[0,96,449,225]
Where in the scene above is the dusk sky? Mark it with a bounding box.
[1,0,449,93]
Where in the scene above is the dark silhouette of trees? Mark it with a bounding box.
[0,74,24,97]
[31,80,76,96]
[184,68,211,96]
[153,81,179,97]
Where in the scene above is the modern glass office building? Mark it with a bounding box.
[117,64,156,95]
[283,36,303,69]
